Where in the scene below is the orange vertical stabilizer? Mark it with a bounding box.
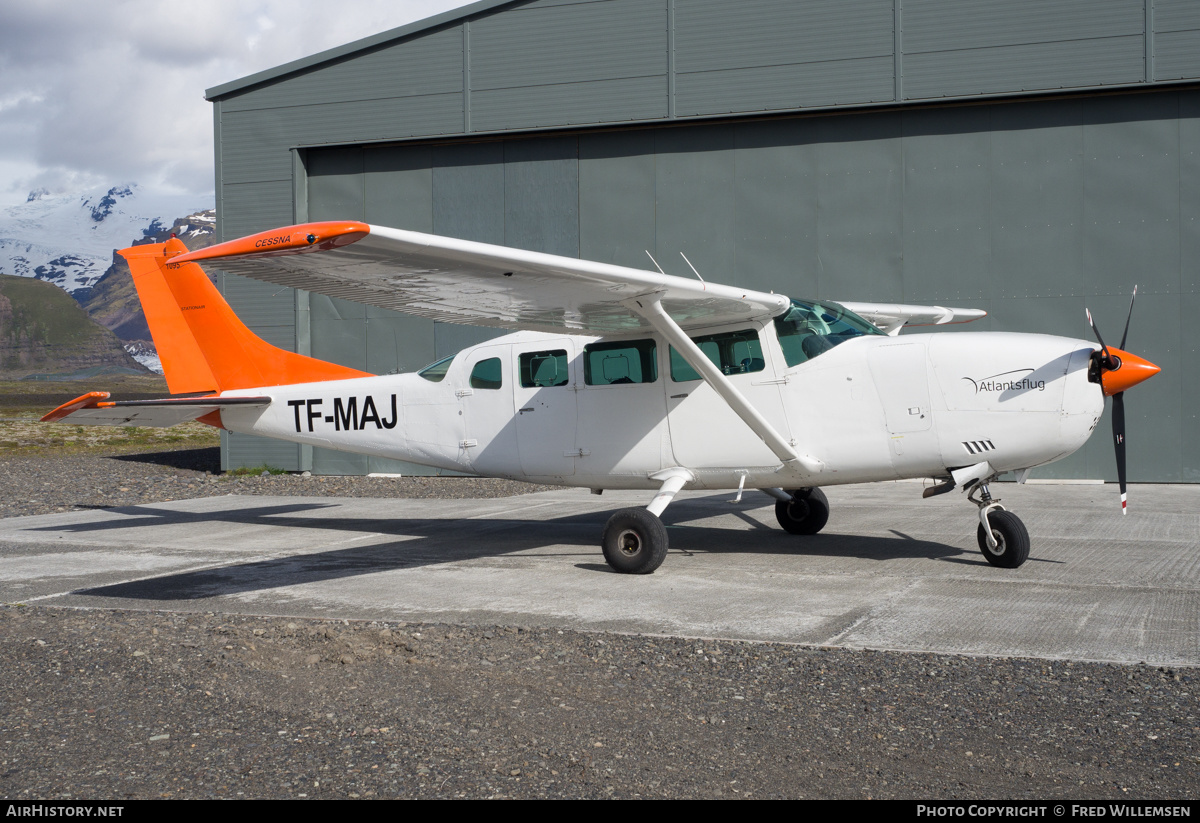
[121,237,372,394]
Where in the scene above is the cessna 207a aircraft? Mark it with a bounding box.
[42,221,1160,574]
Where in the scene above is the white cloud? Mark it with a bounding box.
[0,0,474,206]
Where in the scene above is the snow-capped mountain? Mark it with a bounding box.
[123,339,162,374]
[0,183,212,295]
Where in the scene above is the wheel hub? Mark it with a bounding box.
[983,529,1006,556]
[616,528,642,557]
[788,499,810,521]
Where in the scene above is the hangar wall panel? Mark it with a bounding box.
[732,120,819,300]
[1154,0,1200,81]
[577,131,657,270]
[219,27,464,113]
[469,0,667,131]
[673,0,895,115]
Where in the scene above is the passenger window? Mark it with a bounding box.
[670,329,765,382]
[519,349,569,388]
[583,339,658,385]
[469,357,502,390]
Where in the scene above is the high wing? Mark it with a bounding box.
[41,393,271,427]
[838,301,987,335]
[172,222,790,336]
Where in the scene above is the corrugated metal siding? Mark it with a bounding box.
[224,431,302,471]
[219,27,464,113]
[675,57,896,116]
[219,181,294,238]
[468,0,667,130]
[1156,0,1200,31]
[470,0,665,89]
[675,0,893,70]
[902,0,1144,52]
[1155,0,1200,81]
[674,0,894,115]
[471,76,668,131]
[901,0,1147,100]
[903,36,1147,100]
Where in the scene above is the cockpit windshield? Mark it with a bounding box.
[417,354,456,382]
[773,298,883,367]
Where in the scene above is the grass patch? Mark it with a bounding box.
[0,378,222,457]
[226,465,289,476]
[0,409,219,458]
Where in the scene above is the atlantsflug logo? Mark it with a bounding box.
[962,369,1046,394]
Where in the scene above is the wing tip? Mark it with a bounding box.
[171,221,371,265]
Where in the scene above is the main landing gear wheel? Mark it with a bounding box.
[602,507,669,574]
[775,488,830,535]
[976,510,1031,569]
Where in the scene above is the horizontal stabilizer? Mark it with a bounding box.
[42,392,270,428]
[838,302,986,336]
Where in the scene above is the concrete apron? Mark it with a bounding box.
[1,481,1197,667]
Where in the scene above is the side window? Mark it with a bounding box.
[670,329,765,382]
[583,339,658,385]
[519,349,569,388]
[469,357,502,390]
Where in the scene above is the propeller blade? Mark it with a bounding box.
[1118,285,1138,351]
[1085,307,1114,368]
[1112,391,1127,515]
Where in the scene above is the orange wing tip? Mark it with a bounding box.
[41,391,111,423]
[170,221,371,264]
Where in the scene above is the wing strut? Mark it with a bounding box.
[624,296,822,474]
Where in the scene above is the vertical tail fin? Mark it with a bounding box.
[121,236,371,394]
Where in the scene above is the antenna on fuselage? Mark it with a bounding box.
[645,250,666,274]
[680,252,705,286]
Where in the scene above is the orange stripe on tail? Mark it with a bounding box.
[121,236,371,394]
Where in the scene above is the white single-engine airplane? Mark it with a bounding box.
[43,221,1160,574]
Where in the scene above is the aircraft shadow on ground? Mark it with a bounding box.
[110,447,221,472]
[27,494,971,602]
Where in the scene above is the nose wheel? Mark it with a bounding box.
[976,509,1030,568]
[968,481,1030,568]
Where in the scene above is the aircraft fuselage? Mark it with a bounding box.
[218,315,1104,491]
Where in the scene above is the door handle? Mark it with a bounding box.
[519,407,534,414]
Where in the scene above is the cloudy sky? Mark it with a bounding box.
[0,0,475,207]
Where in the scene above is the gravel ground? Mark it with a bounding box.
[0,447,553,519]
[1,448,1198,800]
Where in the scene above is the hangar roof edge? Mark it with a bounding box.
[205,0,515,100]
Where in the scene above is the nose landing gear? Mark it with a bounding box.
[967,480,1030,568]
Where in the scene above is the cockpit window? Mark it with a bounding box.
[773,299,883,367]
[417,354,455,382]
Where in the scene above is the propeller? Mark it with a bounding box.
[1085,286,1158,515]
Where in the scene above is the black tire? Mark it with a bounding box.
[602,508,669,574]
[774,487,830,535]
[976,510,1031,569]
